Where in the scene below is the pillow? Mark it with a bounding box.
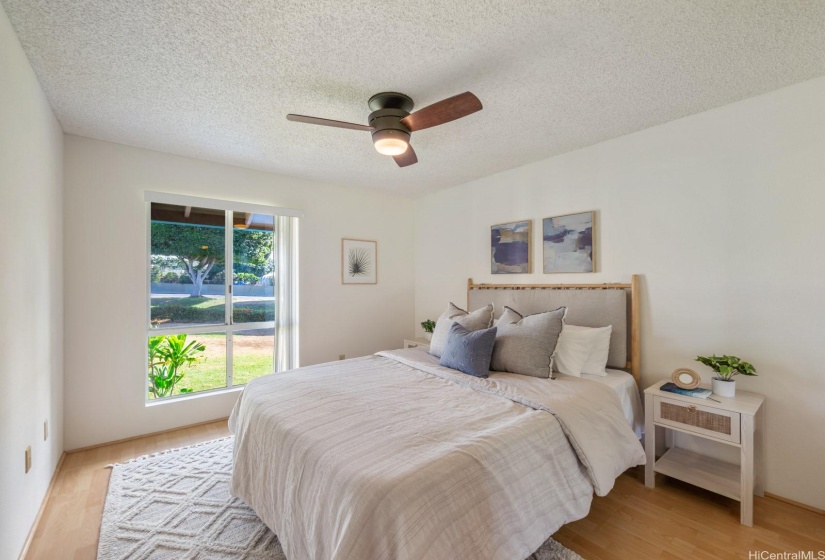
[490,306,566,378]
[496,306,523,326]
[429,302,494,358]
[439,323,497,378]
[575,325,612,376]
[553,325,598,377]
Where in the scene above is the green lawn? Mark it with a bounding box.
[148,333,274,399]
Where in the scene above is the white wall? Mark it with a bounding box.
[414,76,825,510]
[0,4,64,559]
[63,136,415,449]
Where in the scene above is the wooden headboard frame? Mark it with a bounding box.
[467,275,640,385]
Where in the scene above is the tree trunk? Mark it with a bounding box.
[180,257,215,298]
[191,273,204,297]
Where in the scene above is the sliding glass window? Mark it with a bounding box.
[146,193,300,401]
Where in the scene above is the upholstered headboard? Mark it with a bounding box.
[467,276,640,384]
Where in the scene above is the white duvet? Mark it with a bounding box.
[229,349,645,560]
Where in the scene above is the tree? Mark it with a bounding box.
[151,223,274,297]
[151,223,224,297]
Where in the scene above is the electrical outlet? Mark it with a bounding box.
[44,420,48,441]
[338,354,346,360]
[25,446,31,473]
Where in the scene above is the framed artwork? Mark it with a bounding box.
[542,211,595,273]
[491,220,531,274]
[342,239,377,284]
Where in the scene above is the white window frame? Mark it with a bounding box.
[144,192,302,404]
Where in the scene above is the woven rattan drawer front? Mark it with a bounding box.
[654,396,741,444]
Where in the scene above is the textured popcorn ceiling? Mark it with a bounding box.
[4,1,825,195]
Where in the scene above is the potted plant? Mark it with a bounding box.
[421,319,436,341]
[695,354,757,397]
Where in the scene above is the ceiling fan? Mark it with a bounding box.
[286,91,482,167]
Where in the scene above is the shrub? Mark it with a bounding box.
[148,334,205,398]
[151,305,226,323]
[206,271,225,285]
[233,307,275,322]
[151,304,275,324]
[234,272,261,285]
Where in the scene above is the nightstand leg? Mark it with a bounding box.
[754,408,765,497]
[645,392,655,488]
[741,413,755,526]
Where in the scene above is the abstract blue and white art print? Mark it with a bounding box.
[491,220,531,274]
[542,211,594,273]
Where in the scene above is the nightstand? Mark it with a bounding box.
[403,338,430,351]
[644,379,765,526]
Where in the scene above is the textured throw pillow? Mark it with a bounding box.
[490,306,566,378]
[574,325,613,376]
[429,302,494,358]
[496,306,523,326]
[439,323,497,378]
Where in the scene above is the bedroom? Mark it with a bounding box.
[1,1,824,559]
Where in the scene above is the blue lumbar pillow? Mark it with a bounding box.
[439,322,498,378]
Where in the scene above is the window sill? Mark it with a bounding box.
[145,385,245,407]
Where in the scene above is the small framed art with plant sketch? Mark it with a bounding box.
[342,239,377,284]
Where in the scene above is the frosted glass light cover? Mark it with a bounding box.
[374,138,408,156]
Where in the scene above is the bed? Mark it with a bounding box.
[229,277,646,560]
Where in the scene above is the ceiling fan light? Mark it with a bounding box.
[372,129,410,156]
[374,138,408,156]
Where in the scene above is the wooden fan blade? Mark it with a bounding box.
[400,92,482,132]
[393,144,418,167]
[286,114,373,131]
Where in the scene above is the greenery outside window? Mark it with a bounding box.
[146,192,300,401]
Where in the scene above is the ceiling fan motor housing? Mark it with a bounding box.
[368,92,414,145]
[369,108,411,146]
[367,92,414,113]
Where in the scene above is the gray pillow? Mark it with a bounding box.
[439,323,497,378]
[429,302,494,358]
[490,306,567,378]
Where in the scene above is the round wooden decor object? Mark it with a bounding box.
[671,368,700,389]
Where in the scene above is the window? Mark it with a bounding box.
[146,193,300,401]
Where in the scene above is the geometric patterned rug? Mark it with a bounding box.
[97,437,583,560]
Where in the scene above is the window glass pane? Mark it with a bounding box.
[147,332,227,399]
[232,213,275,324]
[150,203,226,328]
[233,328,274,385]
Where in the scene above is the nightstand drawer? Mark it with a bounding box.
[654,396,741,444]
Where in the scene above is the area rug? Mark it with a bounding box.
[98,437,583,560]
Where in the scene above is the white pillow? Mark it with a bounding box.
[553,326,598,377]
[562,324,613,376]
[429,302,494,358]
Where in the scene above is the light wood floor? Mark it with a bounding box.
[25,420,825,560]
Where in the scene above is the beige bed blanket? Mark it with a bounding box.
[229,349,645,560]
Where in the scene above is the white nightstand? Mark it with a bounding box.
[644,379,765,526]
[403,338,430,351]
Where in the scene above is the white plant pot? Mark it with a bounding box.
[712,378,736,397]
[423,332,432,341]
